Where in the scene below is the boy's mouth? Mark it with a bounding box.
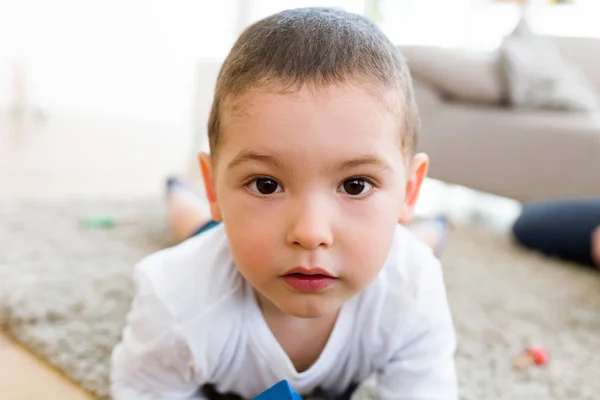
[281,267,337,292]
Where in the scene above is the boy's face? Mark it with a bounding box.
[201,84,428,319]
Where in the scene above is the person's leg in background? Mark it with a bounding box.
[165,177,214,241]
[512,198,600,267]
[593,226,600,266]
[165,177,451,256]
[408,216,451,257]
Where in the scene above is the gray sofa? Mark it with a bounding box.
[401,37,600,202]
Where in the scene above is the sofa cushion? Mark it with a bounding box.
[399,45,505,105]
[500,19,600,112]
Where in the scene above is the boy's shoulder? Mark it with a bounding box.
[381,224,443,291]
[134,225,244,322]
[360,224,445,320]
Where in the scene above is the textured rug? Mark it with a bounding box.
[1,201,600,400]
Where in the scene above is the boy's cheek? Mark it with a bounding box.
[223,205,281,259]
[337,199,400,273]
[227,226,282,285]
[344,221,396,267]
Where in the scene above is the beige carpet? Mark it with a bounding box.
[1,201,599,400]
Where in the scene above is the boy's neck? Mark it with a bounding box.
[255,291,340,373]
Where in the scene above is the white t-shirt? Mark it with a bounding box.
[111,224,457,399]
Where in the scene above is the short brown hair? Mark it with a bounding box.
[207,7,419,156]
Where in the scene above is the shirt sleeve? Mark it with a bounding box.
[377,260,458,400]
[110,259,206,399]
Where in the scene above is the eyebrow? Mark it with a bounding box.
[335,154,392,172]
[228,150,391,173]
[227,150,285,170]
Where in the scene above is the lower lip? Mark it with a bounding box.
[282,273,336,292]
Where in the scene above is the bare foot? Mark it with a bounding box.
[166,177,212,243]
[592,226,600,267]
[409,217,451,257]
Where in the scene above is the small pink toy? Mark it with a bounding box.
[514,346,549,369]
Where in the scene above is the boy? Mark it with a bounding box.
[111,7,457,399]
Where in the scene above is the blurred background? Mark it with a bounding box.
[1,1,600,399]
[2,0,598,215]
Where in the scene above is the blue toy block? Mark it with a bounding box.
[253,380,303,400]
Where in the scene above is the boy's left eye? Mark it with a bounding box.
[338,178,373,196]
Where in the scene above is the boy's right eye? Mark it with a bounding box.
[248,178,282,195]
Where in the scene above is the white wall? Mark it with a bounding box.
[380,0,600,50]
[0,0,237,124]
[2,0,599,125]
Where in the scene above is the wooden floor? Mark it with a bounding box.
[0,110,194,399]
[0,334,94,400]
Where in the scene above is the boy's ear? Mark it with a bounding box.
[398,153,429,224]
[198,152,222,222]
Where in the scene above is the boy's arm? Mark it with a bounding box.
[111,260,205,399]
[377,261,458,400]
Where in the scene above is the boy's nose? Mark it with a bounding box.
[286,200,334,250]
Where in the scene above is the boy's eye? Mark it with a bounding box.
[339,178,373,196]
[249,178,282,195]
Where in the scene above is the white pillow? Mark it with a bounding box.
[500,19,600,112]
[399,45,505,105]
